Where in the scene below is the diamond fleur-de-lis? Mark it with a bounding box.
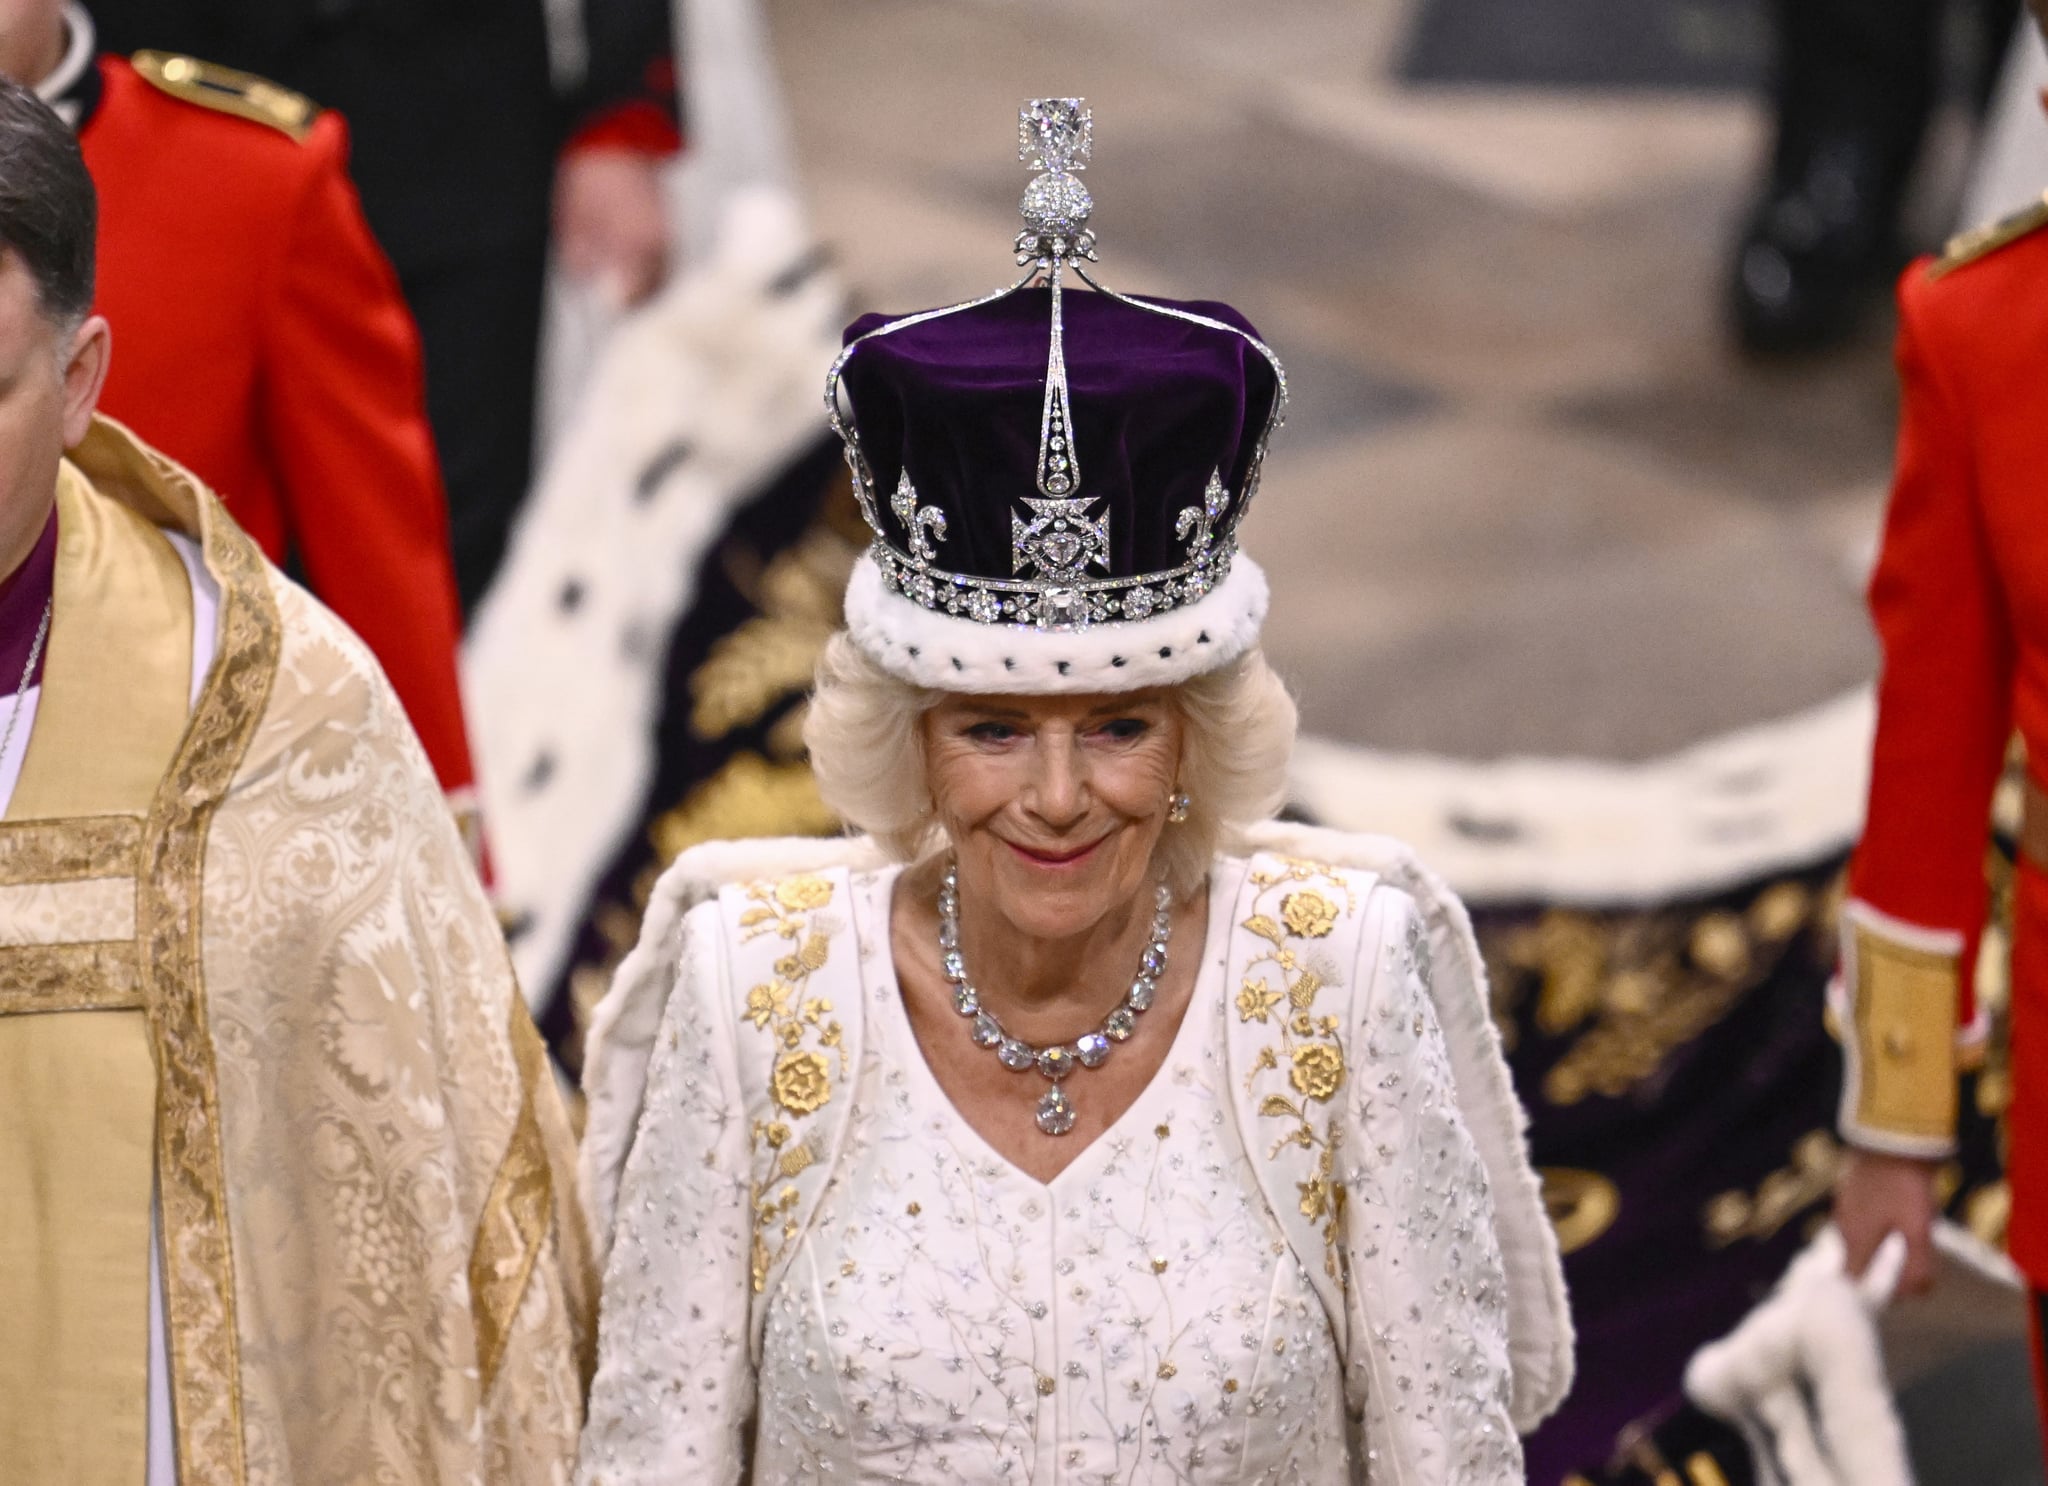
[1011,496,1109,584]
[891,470,947,565]
[1175,468,1231,567]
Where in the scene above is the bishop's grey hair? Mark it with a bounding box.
[0,78,95,331]
[803,636,1297,895]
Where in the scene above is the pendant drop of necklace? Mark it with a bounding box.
[937,860,1173,1136]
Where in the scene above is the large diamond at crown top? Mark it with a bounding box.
[1019,98,1092,174]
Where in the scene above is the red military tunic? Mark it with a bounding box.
[1844,194,2048,1283]
[78,52,476,802]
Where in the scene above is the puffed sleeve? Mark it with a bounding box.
[1340,886,1520,1484]
[259,111,478,802]
[578,902,756,1485]
[1840,267,2015,1157]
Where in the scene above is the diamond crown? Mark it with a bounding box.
[821,98,1289,635]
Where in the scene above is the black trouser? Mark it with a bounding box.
[2034,1290,2048,1457]
[1769,0,2021,193]
[401,240,551,617]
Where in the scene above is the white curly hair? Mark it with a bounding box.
[802,634,1298,894]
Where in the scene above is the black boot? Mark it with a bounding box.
[1730,131,1914,354]
[1730,0,1943,355]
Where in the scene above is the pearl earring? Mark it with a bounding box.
[1167,790,1191,823]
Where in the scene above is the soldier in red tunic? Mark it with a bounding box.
[0,3,478,824]
[1834,0,2048,1438]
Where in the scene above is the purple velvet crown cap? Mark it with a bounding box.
[837,288,1282,591]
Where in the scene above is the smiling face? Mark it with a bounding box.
[921,689,1183,943]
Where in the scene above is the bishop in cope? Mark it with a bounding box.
[0,82,589,1482]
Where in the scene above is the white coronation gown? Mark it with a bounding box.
[750,868,1351,1482]
[578,849,1551,1486]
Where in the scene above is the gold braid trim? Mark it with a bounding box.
[139,482,280,1486]
[468,1003,557,1396]
[1849,920,1960,1144]
[0,815,143,886]
[0,941,143,1013]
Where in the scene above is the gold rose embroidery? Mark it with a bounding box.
[736,874,846,1291]
[771,1050,832,1114]
[775,875,832,911]
[1281,889,1338,939]
[1240,859,1358,1282]
[1289,1042,1345,1101]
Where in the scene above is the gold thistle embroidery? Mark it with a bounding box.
[1240,859,1358,1283]
[737,874,846,1291]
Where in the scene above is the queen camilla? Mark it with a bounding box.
[575,100,1572,1484]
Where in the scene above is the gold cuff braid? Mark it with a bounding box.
[1848,920,1960,1145]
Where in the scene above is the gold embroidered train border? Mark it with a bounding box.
[138,495,279,1486]
[0,940,144,1014]
[469,1002,556,1396]
[0,815,143,887]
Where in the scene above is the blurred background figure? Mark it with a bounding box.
[89,0,682,613]
[1731,0,2019,354]
[0,1,477,815]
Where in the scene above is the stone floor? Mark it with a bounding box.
[770,0,1917,765]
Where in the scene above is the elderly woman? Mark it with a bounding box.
[576,100,1571,1485]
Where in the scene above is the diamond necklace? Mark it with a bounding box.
[0,597,53,780]
[937,860,1173,1136]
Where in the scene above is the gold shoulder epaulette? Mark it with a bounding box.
[131,51,318,143]
[1928,192,2048,281]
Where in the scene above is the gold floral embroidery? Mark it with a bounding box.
[775,876,833,912]
[737,874,846,1292]
[1236,977,1283,1023]
[1240,858,1358,1284]
[771,1050,832,1114]
[1280,889,1338,939]
[1289,1042,1345,1101]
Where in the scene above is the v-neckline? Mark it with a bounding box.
[873,864,1236,1195]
